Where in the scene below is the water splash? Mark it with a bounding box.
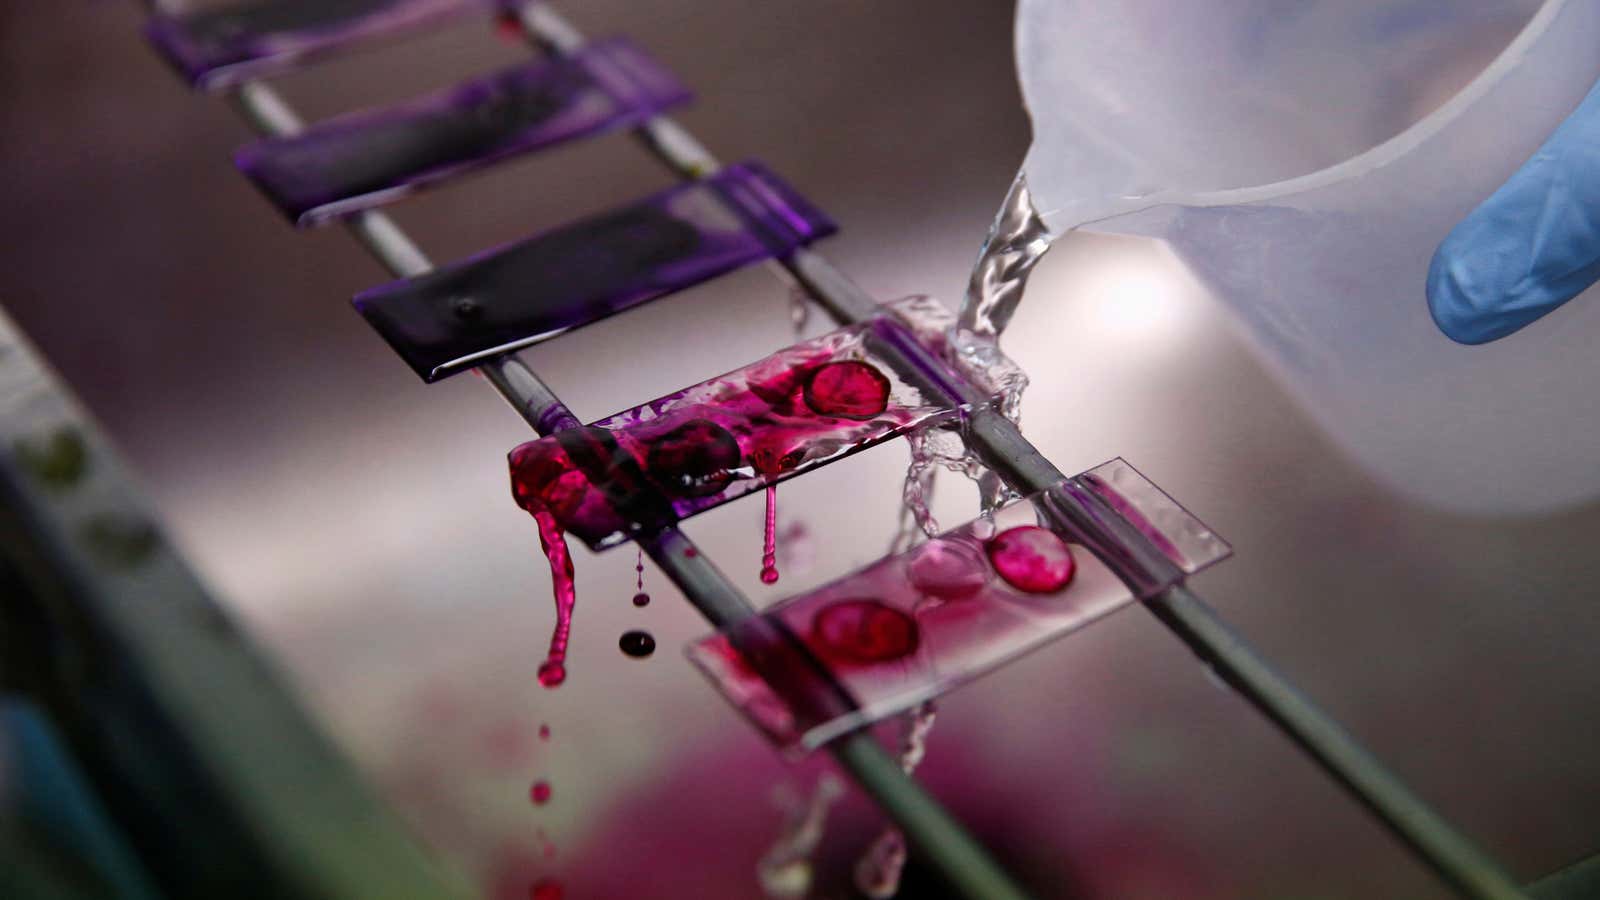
[957,170,1054,345]
[757,774,844,899]
[854,702,939,899]
[953,170,1053,425]
[533,511,576,689]
[890,427,1005,555]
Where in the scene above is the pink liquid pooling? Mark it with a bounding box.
[688,459,1234,751]
[985,525,1075,593]
[811,600,920,665]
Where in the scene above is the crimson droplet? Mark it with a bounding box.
[530,878,564,900]
[645,418,741,497]
[811,599,918,664]
[619,630,656,658]
[530,780,551,805]
[986,526,1075,593]
[537,660,567,688]
[803,361,891,419]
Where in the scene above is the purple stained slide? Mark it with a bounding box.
[507,297,991,552]
[145,0,500,91]
[237,39,691,225]
[354,161,837,382]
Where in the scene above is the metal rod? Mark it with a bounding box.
[513,4,1532,896]
[966,411,1527,898]
[227,74,1033,900]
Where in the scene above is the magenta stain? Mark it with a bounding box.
[986,525,1075,593]
[803,360,891,419]
[812,599,919,665]
[645,418,741,498]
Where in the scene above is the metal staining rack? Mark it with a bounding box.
[40,1,1549,897]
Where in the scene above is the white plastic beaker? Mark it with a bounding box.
[1016,0,1600,515]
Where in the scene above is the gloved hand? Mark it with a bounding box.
[1427,78,1600,344]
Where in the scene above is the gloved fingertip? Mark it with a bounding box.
[1426,234,1506,345]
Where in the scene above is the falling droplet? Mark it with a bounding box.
[530,780,552,806]
[533,511,577,689]
[538,723,550,741]
[760,484,781,585]
[632,546,651,606]
[619,630,656,658]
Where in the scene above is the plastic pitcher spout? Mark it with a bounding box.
[1012,0,1600,514]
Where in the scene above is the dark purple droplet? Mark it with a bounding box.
[644,418,742,497]
[803,360,891,419]
[986,526,1075,593]
[631,592,651,607]
[811,599,919,665]
[619,630,657,658]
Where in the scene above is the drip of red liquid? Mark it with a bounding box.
[811,599,919,664]
[529,878,564,900]
[986,525,1075,593]
[530,781,552,806]
[533,511,577,688]
[538,723,550,741]
[633,547,650,606]
[760,484,780,584]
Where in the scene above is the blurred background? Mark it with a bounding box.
[2,1,1598,898]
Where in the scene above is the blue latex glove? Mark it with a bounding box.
[1427,77,1600,344]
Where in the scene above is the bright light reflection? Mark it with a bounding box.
[1079,246,1198,349]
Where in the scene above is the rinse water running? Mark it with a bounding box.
[953,171,1049,425]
